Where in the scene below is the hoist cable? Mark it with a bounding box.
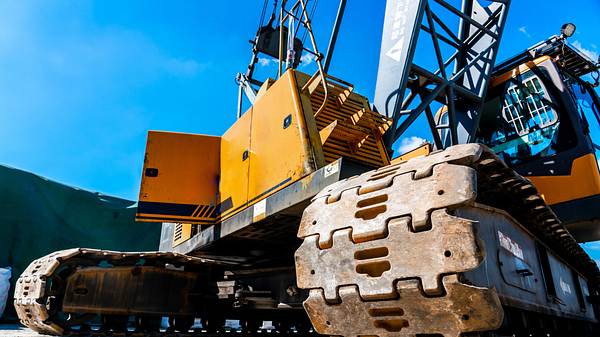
[301,0,318,45]
[256,0,269,34]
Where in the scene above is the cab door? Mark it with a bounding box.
[478,59,600,241]
[549,76,600,241]
[568,78,600,170]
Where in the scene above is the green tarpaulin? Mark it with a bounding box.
[0,164,161,321]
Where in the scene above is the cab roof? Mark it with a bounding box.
[493,35,599,78]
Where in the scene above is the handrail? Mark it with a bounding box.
[301,70,329,118]
[301,71,357,118]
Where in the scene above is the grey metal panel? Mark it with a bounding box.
[373,0,511,149]
[458,1,506,96]
[546,253,587,314]
[578,274,595,314]
[373,0,426,119]
[458,207,550,314]
[452,1,511,145]
[171,159,352,256]
[159,223,175,252]
[498,249,537,293]
[457,206,596,321]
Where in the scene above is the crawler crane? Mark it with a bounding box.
[15,1,600,336]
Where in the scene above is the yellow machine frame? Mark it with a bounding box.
[137,70,391,245]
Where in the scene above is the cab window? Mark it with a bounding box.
[564,74,600,170]
[479,72,565,165]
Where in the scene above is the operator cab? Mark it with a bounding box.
[477,33,600,241]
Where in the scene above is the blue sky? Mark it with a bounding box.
[2,1,600,255]
[1,0,598,198]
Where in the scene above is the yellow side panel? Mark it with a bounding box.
[173,223,192,247]
[528,154,600,205]
[137,131,220,224]
[295,72,326,169]
[247,70,317,210]
[219,109,252,219]
[391,143,432,164]
[490,56,551,88]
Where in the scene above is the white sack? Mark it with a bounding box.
[0,267,11,318]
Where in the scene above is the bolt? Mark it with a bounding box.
[286,285,299,297]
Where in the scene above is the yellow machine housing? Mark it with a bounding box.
[136,70,391,245]
[140,56,600,248]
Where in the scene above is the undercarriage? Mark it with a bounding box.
[14,145,600,336]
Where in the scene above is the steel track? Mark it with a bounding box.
[14,144,600,337]
[295,144,600,336]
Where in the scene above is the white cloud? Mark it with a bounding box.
[258,57,272,67]
[572,40,599,62]
[165,58,208,77]
[582,241,600,251]
[257,54,314,68]
[396,136,426,154]
[300,53,316,67]
[518,26,532,39]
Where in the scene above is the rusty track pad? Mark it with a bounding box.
[296,210,483,298]
[304,275,503,337]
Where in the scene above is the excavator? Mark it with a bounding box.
[14,0,600,336]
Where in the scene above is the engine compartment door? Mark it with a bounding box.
[137,131,220,224]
